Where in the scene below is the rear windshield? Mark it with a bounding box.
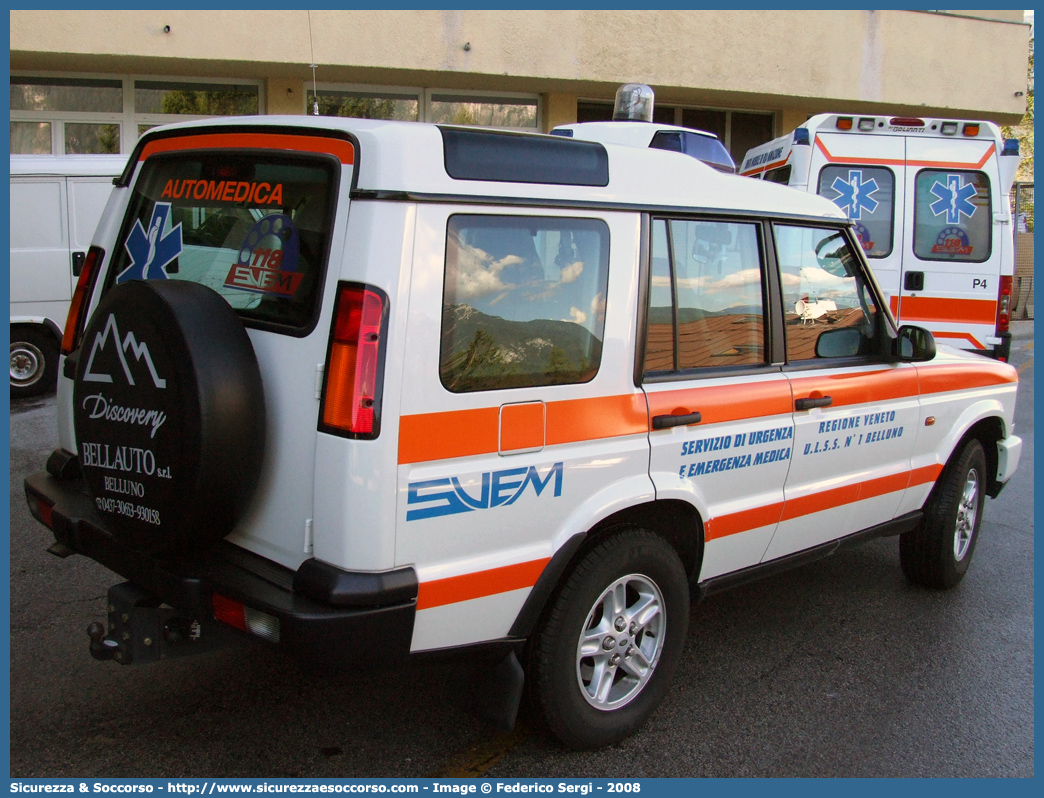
[109,151,338,331]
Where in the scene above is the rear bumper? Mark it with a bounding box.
[24,467,417,666]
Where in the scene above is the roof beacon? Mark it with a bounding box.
[613,83,655,122]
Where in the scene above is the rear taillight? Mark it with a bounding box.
[996,275,1013,334]
[320,282,387,438]
[212,593,280,642]
[27,491,54,529]
[62,245,104,355]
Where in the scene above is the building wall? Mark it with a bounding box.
[10,9,1032,124]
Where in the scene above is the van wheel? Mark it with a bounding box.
[531,528,689,750]
[10,326,59,398]
[900,438,987,589]
[72,280,266,554]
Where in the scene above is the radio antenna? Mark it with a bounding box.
[308,11,319,116]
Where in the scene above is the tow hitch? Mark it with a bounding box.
[87,581,244,665]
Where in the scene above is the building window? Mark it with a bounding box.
[307,88,419,121]
[10,73,263,155]
[134,80,259,117]
[429,92,537,129]
[309,85,539,131]
[10,75,123,154]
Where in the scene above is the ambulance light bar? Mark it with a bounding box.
[1002,139,1020,156]
[793,128,810,145]
[890,117,925,127]
[613,83,655,123]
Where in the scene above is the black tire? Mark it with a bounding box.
[10,325,59,398]
[531,528,689,750]
[72,280,266,554]
[900,438,987,589]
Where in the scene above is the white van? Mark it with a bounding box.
[24,111,1021,749]
[10,154,126,397]
[740,114,1021,361]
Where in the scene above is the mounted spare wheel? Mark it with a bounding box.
[73,280,265,554]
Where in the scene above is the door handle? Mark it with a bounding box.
[795,396,833,411]
[652,411,702,430]
[72,251,86,277]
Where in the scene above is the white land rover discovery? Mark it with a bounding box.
[25,109,1021,750]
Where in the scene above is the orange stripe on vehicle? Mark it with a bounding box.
[647,381,793,425]
[788,368,920,408]
[815,138,995,170]
[781,470,913,521]
[917,362,1018,393]
[399,407,500,464]
[139,132,356,164]
[416,557,551,610]
[899,296,998,325]
[708,463,944,542]
[546,394,649,447]
[399,394,648,465]
[932,331,986,350]
[889,295,900,318]
[705,501,784,541]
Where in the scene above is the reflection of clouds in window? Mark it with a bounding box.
[676,268,761,294]
[565,307,588,324]
[590,292,606,326]
[559,261,584,284]
[453,241,521,300]
[797,266,851,292]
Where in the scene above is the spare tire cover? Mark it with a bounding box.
[73,280,265,554]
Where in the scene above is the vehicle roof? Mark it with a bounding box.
[10,153,128,178]
[550,121,720,148]
[801,113,1004,139]
[132,116,847,221]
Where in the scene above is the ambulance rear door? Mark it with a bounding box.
[900,136,1000,353]
[810,131,906,322]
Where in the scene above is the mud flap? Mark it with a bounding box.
[455,651,525,733]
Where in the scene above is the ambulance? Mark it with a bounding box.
[24,98,1021,750]
[740,114,1021,360]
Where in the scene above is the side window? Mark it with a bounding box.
[817,165,895,258]
[643,218,767,375]
[440,215,610,392]
[764,165,792,185]
[775,225,882,361]
[913,169,991,263]
[644,220,675,372]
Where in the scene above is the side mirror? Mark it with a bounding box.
[895,325,936,362]
[815,327,864,358]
